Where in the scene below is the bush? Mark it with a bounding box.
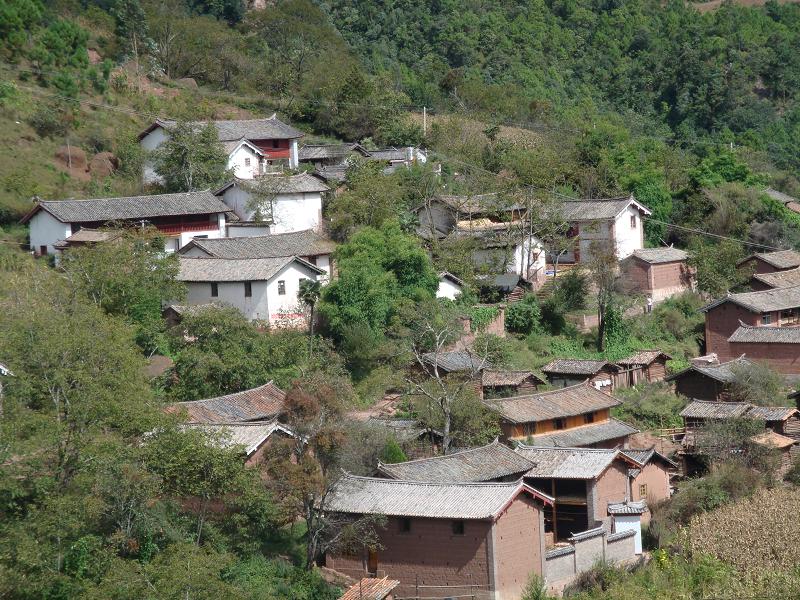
[540,297,567,335]
[786,456,800,486]
[506,294,542,335]
[380,439,407,464]
[28,102,71,138]
[553,270,588,310]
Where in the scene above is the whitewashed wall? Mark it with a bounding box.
[140,127,169,184]
[29,211,72,255]
[228,144,262,179]
[218,187,322,233]
[437,277,463,300]
[613,205,645,260]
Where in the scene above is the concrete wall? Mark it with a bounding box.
[140,126,168,184]
[228,143,262,179]
[544,529,637,590]
[29,210,71,255]
[417,200,456,238]
[265,261,315,326]
[227,224,272,237]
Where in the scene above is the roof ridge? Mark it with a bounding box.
[173,381,279,405]
[341,472,524,488]
[515,444,617,454]
[379,440,525,468]
[490,380,601,401]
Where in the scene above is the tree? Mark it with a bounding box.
[297,278,321,358]
[586,239,620,351]
[154,121,230,192]
[728,362,787,407]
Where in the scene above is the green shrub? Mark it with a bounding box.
[380,439,407,464]
[505,294,541,335]
[553,270,588,310]
[28,102,70,138]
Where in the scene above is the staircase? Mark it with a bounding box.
[534,263,580,302]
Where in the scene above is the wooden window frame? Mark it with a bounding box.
[278,280,286,295]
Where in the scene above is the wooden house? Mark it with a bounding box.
[484,382,639,448]
[749,430,798,477]
[615,350,672,386]
[481,369,545,399]
[665,356,753,401]
[541,359,624,391]
[737,249,800,276]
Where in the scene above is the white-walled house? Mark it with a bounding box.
[179,229,336,280]
[557,196,652,263]
[177,256,324,326]
[20,191,230,255]
[214,174,329,234]
[437,272,465,300]
[139,116,304,184]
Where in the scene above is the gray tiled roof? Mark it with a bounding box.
[542,359,617,376]
[156,116,304,141]
[616,350,671,367]
[180,230,336,259]
[607,500,647,515]
[165,382,286,423]
[215,173,329,195]
[701,285,800,313]
[482,370,545,387]
[23,191,229,224]
[435,193,523,214]
[377,440,536,483]
[326,474,552,519]
[298,143,369,161]
[680,401,752,419]
[665,356,753,384]
[54,228,124,245]
[364,418,432,443]
[630,247,688,264]
[744,249,800,270]
[312,165,347,182]
[178,256,322,282]
[514,446,622,479]
[752,268,800,289]
[484,383,621,423]
[181,420,295,456]
[620,447,678,468]
[729,324,800,344]
[369,148,409,161]
[745,405,799,422]
[558,196,651,221]
[526,418,639,447]
[421,351,489,373]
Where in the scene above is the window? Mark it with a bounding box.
[524,422,537,436]
[554,418,566,430]
[277,280,286,295]
[630,215,637,229]
[639,484,648,498]
[244,157,251,167]
[39,245,47,256]
[244,281,252,298]
[451,520,465,536]
[306,255,317,265]
[584,412,595,424]
[210,282,218,297]
[762,314,772,325]
[398,518,411,534]
[271,140,280,148]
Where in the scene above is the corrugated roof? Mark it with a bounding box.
[515,446,622,479]
[164,382,286,423]
[526,418,639,447]
[729,324,800,344]
[558,196,651,221]
[701,285,800,314]
[630,247,688,264]
[752,268,800,289]
[743,249,800,270]
[485,383,621,423]
[181,420,295,456]
[482,370,545,387]
[178,256,323,282]
[180,230,336,259]
[377,440,536,483]
[326,474,552,519]
[22,191,229,224]
[616,350,671,367]
[340,578,400,600]
[680,401,752,419]
[421,351,489,373]
[215,173,329,195]
[665,356,753,384]
[542,359,618,376]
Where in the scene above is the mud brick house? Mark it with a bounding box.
[512,446,642,542]
[375,440,536,483]
[619,448,676,523]
[484,382,639,447]
[749,267,800,291]
[700,285,800,369]
[179,229,337,281]
[619,247,694,302]
[615,350,672,386]
[164,382,286,423]
[324,475,554,600]
[541,359,624,391]
[737,249,800,276]
[664,356,752,401]
[180,420,296,466]
[481,370,545,399]
[680,400,800,440]
[749,430,798,477]
[22,191,231,256]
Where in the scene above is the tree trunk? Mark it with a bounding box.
[442,404,452,454]
[307,304,315,359]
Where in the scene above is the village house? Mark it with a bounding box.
[555,196,652,263]
[51,228,124,255]
[619,247,694,302]
[181,420,297,467]
[177,255,324,325]
[139,116,304,183]
[298,142,371,168]
[484,382,639,447]
[749,267,800,291]
[737,249,800,276]
[749,430,799,477]
[618,448,676,522]
[179,229,336,280]
[541,359,623,391]
[701,285,800,371]
[477,273,531,303]
[375,440,536,483]
[339,577,400,600]
[21,191,230,256]
[415,193,524,241]
[324,475,553,600]
[214,173,329,235]
[615,350,672,387]
[481,370,545,399]
[164,381,287,423]
[436,271,465,300]
[664,355,752,401]
[364,417,444,458]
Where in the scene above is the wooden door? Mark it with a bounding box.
[367,549,378,574]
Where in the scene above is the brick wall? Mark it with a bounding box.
[493,495,544,599]
[620,258,649,294]
[728,341,800,375]
[704,303,760,359]
[650,262,694,301]
[631,462,670,524]
[590,463,628,528]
